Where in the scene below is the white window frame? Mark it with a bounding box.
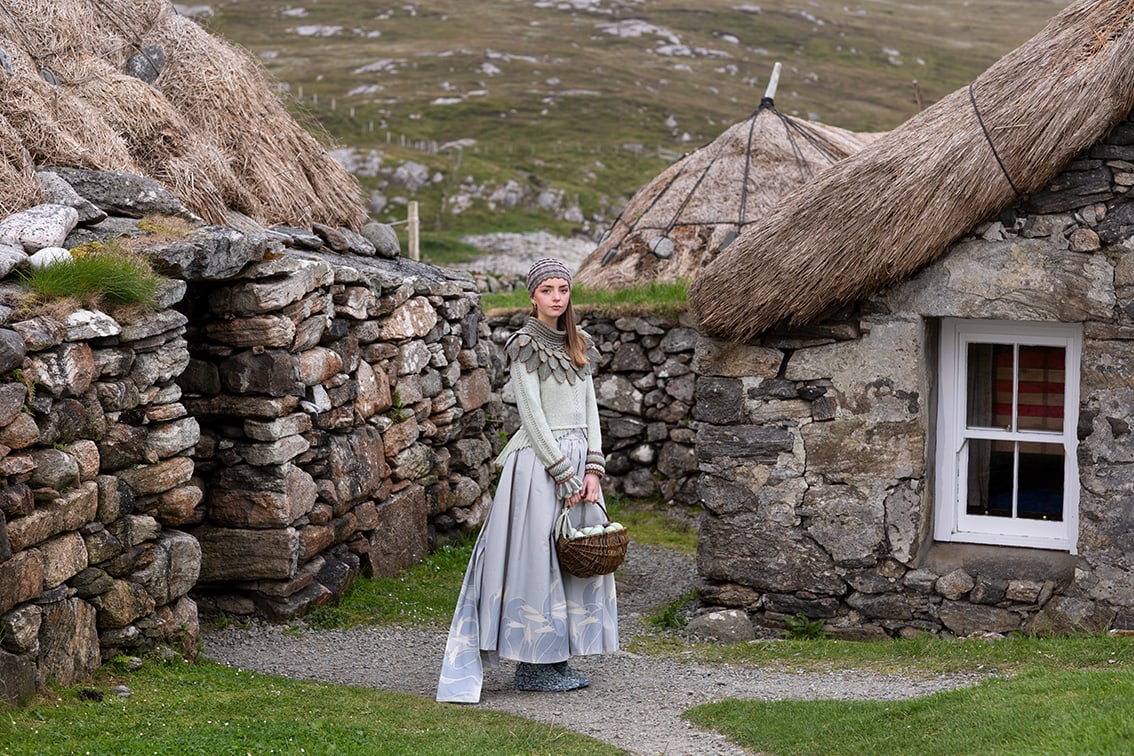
[935,319,1081,553]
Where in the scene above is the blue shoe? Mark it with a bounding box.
[552,661,591,688]
[514,662,585,692]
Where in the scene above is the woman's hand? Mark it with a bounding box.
[579,472,602,506]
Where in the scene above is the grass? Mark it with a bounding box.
[482,280,690,317]
[684,669,1134,755]
[17,240,165,311]
[0,655,620,756]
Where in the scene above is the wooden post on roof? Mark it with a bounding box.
[764,61,782,101]
[408,201,420,260]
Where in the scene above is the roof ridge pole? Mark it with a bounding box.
[761,61,782,106]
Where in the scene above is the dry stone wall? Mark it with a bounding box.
[181,248,498,620]
[695,111,1134,639]
[0,167,500,704]
[0,273,200,704]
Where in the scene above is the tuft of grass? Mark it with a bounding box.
[683,668,1134,756]
[781,613,830,640]
[18,239,166,311]
[648,588,698,631]
[0,655,620,755]
[482,280,690,318]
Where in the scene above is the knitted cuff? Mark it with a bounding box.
[585,450,605,479]
[555,474,583,502]
[546,456,575,485]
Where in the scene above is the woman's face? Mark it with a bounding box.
[530,277,571,327]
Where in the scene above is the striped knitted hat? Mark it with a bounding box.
[526,257,572,296]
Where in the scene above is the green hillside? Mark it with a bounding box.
[206,0,1069,257]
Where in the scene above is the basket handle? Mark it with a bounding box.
[551,498,607,541]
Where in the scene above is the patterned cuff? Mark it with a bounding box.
[585,450,605,478]
[546,456,575,484]
[555,474,583,502]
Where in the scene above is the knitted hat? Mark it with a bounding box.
[526,257,572,296]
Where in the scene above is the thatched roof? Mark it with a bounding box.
[0,0,365,229]
[575,90,877,290]
[691,0,1134,342]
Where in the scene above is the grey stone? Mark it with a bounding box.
[146,225,269,281]
[0,328,25,374]
[936,569,975,600]
[0,203,79,251]
[801,484,884,565]
[0,649,36,706]
[36,171,107,224]
[45,168,191,220]
[938,601,1022,636]
[685,609,755,643]
[37,598,99,686]
[0,604,41,654]
[196,526,301,582]
[28,448,81,491]
[125,44,165,83]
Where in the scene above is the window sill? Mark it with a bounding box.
[917,541,1078,583]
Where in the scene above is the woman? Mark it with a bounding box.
[436,257,618,704]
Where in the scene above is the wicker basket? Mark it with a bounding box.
[554,502,630,578]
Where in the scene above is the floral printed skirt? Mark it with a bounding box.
[435,431,619,703]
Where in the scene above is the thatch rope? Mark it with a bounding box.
[575,101,875,289]
[0,0,365,230]
[691,0,1134,342]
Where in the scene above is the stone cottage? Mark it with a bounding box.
[687,0,1134,638]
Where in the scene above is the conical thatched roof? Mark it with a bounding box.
[575,87,878,290]
[0,0,365,229]
[692,0,1134,342]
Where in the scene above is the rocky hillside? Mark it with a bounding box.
[203,0,1069,257]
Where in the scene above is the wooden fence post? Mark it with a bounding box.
[408,201,420,261]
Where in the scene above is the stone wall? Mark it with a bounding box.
[0,265,200,704]
[487,310,699,506]
[695,111,1134,638]
[0,167,500,703]
[181,247,498,620]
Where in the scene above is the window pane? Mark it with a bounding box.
[1018,441,1064,521]
[1017,345,1065,432]
[966,343,1013,429]
[966,439,1014,517]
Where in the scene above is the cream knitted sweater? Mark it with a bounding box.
[495,317,604,500]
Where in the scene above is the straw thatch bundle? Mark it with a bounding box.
[691,0,1134,342]
[574,98,876,289]
[0,0,365,229]
[0,43,139,172]
[143,12,365,228]
[0,111,41,216]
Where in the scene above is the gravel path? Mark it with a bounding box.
[202,542,984,755]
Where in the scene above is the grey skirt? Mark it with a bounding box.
[436,430,619,703]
